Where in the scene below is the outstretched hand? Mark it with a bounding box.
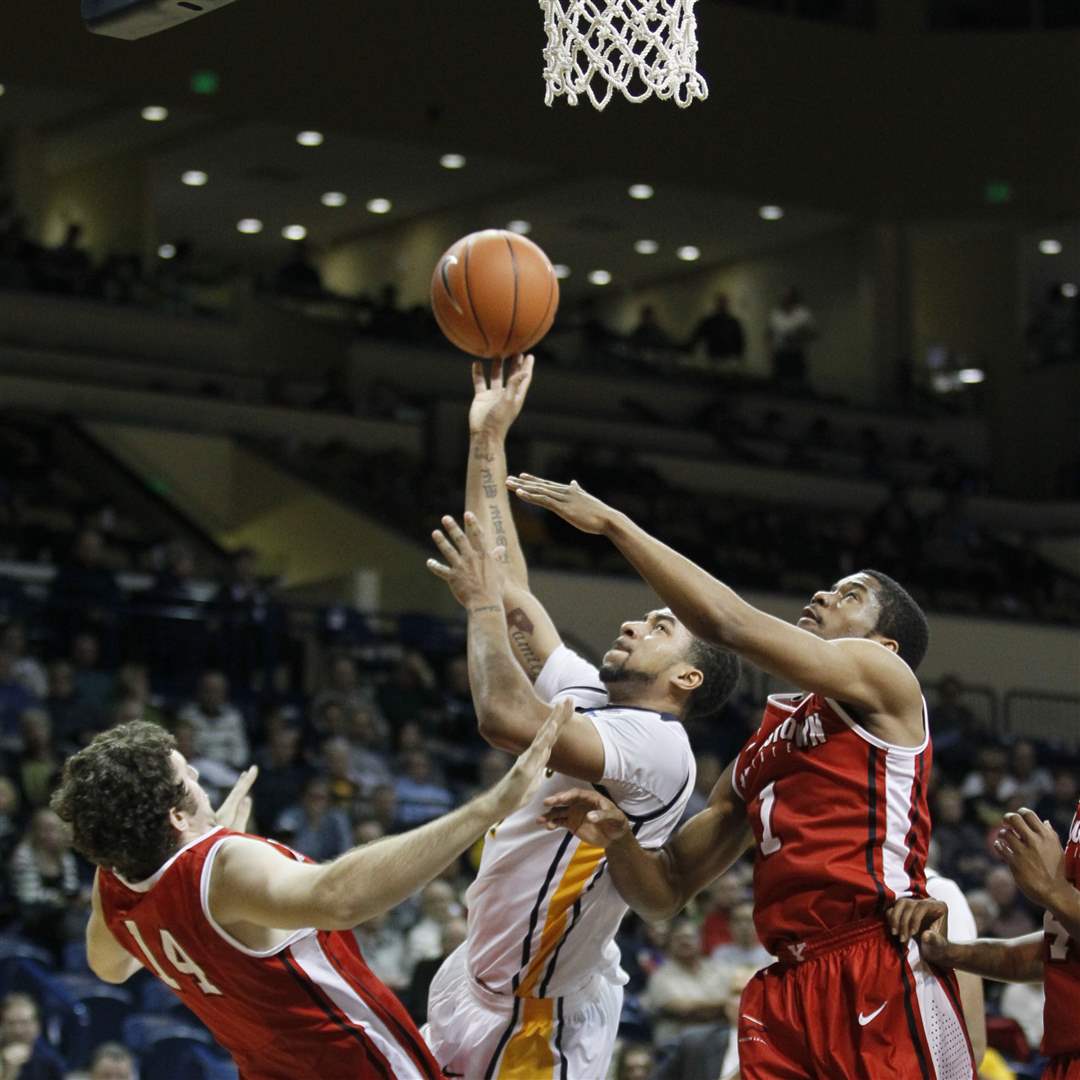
[469,355,534,437]
[996,807,1065,907]
[215,765,258,832]
[426,512,505,609]
[539,787,630,849]
[505,475,616,536]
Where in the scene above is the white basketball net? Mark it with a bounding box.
[539,0,708,110]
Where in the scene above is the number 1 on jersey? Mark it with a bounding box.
[759,780,782,855]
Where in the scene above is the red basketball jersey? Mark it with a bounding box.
[1042,801,1080,1058]
[732,692,931,955]
[98,827,440,1080]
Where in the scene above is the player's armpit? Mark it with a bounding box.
[502,585,562,681]
[86,873,141,984]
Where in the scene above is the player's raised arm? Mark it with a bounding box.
[541,758,753,922]
[86,873,142,984]
[465,356,561,680]
[507,476,921,728]
[211,699,572,932]
[427,512,606,780]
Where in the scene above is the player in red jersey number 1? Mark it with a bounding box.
[514,475,978,1079]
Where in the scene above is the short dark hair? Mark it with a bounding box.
[50,721,193,882]
[683,638,741,724]
[863,569,929,670]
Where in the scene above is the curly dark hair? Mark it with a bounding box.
[50,721,194,882]
[683,637,741,724]
[862,569,930,671]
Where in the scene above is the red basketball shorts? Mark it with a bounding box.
[737,918,977,1079]
[1044,1056,1080,1080]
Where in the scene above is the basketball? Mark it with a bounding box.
[431,230,560,359]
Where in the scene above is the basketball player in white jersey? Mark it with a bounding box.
[419,357,739,1080]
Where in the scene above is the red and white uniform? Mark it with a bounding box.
[732,691,976,1079]
[98,827,440,1080]
[1041,800,1080,1078]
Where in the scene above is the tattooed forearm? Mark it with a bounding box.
[507,607,543,678]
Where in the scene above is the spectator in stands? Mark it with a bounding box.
[406,914,467,1026]
[985,865,1038,938]
[440,654,478,744]
[767,286,816,386]
[928,674,981,772]
[643,919,731,1047]
[961,745,1017,828]
[0,651,36,749]
[321,736,361,808]
[13,709,59,811]
[0,624,45,700]
[354,911,409,993]
[49,529,122,632]
[274,239,323,299]
[699,872,748,955]
[11,809,86,963]
[345,706,391,796]
[614,1044,655,1080]
[172,717,239,808]
[405,880,461,973]
[178,670,249,769]
[965,889,998,937]
[930,786,990,890]
[393,751,455,829]
[628,305,674,351]
[377,651,441,727]
[43,662,95,754]
[0,779,22,868]
[109,664,166,729]
[312,654,381,727]
[68,634,112,715]
[710,901,771,973]
[253,721,309,832]
[687,293,745,370]
[0,992,64,1080]
[1009,738,1053,805]
[1037,767,1079,838]
[274,776,352,861]
[366,782,401,835]
[85,1042,135,1080]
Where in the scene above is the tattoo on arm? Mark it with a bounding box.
[507,607,543,678]
[473,435,509,562]
[469,605,502,616]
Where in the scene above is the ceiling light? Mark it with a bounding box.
[553,264,571,279]
[296,130,324,147]
[1039,239,1063,255]
[141,105,169,122]
[0,85,6,98]
[1062,282,1078,299]
[628,183,654,200]
[507,220,531,235]
[440,153,466,170]
[366,198,392,215]
[237,218,264,235]
[157,243,177,260]
[759,204,784,221]
[282,225,307,241]
[676,245,701,262]
[181,170,208,187]
[957,368,985,384]
[634,239,659,255]
[588,269,612,286]
[321,191,347,208]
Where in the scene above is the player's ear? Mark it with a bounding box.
[168,805,187,833]
[671,664,703,694]
[869,633,899,656]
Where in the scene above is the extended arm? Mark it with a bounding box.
[542,758,753,921]
[428,513,605,779]
[921,930,1044,984]
[86,873,141,984]
[507,478,919,723]
[212,699,571,931]
[465,357,562,679]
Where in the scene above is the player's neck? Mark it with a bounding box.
[607,685,681,718]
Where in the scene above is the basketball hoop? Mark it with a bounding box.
[538,0,708,110]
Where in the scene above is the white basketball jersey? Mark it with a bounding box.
[464,645,695,999]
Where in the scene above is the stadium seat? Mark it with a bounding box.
[0,936,54,996]
[10,958,91,1066]
[190,1044,239,1080]
[55,976,132,1056]
[61,940,91,974]
[121,1013,213,1054]
[140,1035,224,1080]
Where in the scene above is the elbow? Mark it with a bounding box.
[476,702,528,753]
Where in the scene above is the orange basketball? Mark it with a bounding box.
[431,229,560,359]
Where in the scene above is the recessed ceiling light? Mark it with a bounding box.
[296,130,324,147]
[237,218,264,235]
[141,105,169,122]
[0,85,6,97]
[588,269,612,286]
[957,368,985,384]
[440,153,467,170]
[157,243,177,260]
[1062,282,1078,298]
[282,225,307,241]
[553,264,571,279]
[321,191,347,208]
[1039,239,1063,255]
[366,198,392,215]
[628,183,654,200]
[759,204,784,221]
[634,239,659,255]
[676,245,701,262]
[181,170,208,187]
[507,220,531,235]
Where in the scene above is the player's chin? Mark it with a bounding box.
[796,616,824,636]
